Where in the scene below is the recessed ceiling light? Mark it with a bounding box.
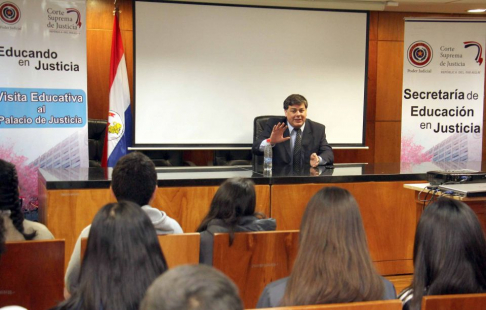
[468,9,486,13]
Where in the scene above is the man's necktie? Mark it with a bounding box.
[293,129,302,171]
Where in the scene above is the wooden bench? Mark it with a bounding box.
[213,230,299,309]
[0,240,65,310]
[384,274,412,295]
[81,233,200,268]
[157,233,200,267]
[422,293,486,310]
[250,299,402,310]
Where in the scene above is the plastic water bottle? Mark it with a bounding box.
[263,139,272,172]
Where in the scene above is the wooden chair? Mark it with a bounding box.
[421,293,486,310]
[250,300,402,310]
[384,274,413,295]
[157,233,200,267]
[213,230,299,309]
[81,233,200,268]
[0,240,65,310]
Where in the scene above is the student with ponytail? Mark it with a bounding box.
[0,159,53,241]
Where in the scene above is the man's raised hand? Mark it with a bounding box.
[269,122,290,145]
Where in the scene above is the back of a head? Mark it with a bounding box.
[58,201,167,310]
[140,265,243,310]
[410,197,486,310]
[0,159,35,240]
[86,201,167,272]
[111,152,157,206]
[298,187,366,250]
[197,178,256,231]
[282,186,383,306]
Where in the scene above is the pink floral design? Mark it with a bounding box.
[0,144,38,211]
[401,135,433,164]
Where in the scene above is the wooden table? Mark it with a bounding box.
[404,183,486,232]
[39,163,431,275]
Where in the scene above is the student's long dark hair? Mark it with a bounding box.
[409,197,486,310]
[53,201,167,310]
[196,178,261,244]
[0,159,36,240]
[281,187,384,306]
[0,216,5,257]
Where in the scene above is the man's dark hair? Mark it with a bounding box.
[283,94,308,110]
[140,264,243,310]
[111,152,157,206]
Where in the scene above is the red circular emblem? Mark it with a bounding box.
[0,2,21,25]
[407,41,433,68]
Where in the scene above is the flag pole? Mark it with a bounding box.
[113,0,119,17]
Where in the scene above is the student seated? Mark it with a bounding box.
[64,152,183,296]
[0,159,53,241]
[257,186,396,308]
[398,197,486,310]
[0,216,28,310]
[140,264,243,310]
[196,177,276,265]
[0,216,4,257]
[52,201,167,310]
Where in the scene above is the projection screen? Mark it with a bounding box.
[134,1,369,147]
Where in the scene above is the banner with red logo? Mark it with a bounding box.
[0,0,87,209]
[401,18,486,170]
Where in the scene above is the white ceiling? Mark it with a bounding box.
[168,0,486,14]
[384,0,486,14]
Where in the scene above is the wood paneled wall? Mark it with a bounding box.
[86,1,485,164]
[86,0,133,119]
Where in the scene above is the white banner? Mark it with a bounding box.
[401,18,486,168]
[0,0,87,209]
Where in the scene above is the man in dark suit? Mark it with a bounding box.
[252,94,334,168]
